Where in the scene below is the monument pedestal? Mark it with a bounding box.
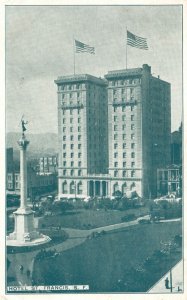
[6,134,51,247]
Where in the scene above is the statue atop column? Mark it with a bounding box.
[21,116,28,138]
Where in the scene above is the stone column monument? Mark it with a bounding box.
[6,119,51,246]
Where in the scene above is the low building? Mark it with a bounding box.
[157,165,182,197]
[39,155,58,174]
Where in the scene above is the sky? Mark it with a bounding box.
[6,5,182,134]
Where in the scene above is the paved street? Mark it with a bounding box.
[148,259,183,293]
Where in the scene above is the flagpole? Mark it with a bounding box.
[126,27,128,69]
[73,37,75,75]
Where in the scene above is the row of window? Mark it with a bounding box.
[113,106,135,112]
[114,124,135,131]
[62,117,82,124]
[63,169,82,176]
[61,92,81,99]
[60,84,82,91]
[63,152,82,158]
[114,152,135,158]
[63,126,81,133]
[110,78,141,86]
[114,161,135,168]
[114,143,135,149]
[113,170,136,177]
[114,115,135,122]
[63,161,82,167]
[62,109,82,115]
[63,144,82,150]
[114,133,135,140]
[63,135,81,141]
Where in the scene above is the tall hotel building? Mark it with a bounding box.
[55,64,171,198]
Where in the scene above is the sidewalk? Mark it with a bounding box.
[148,260,183,293]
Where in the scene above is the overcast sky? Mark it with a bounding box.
[6,5,182,134]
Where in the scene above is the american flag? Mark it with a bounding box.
[75,40,95,54]
[127,30,148,50]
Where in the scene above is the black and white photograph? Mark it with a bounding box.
[3,2,184,295]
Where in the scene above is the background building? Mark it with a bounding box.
[55,65,171,199]
[171,123,182,165]
[39,155,58,174]
[157,165,182,197]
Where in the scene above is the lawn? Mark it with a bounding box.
[38,206,149,230]
[32,221,182,292]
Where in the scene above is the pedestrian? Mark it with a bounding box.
[165,277,169,289]
[19,265,24,274]
[26,269,31,277]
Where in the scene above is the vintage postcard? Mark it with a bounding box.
[0,1,186,299]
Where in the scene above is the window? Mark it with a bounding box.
[122,115,126,121]
[61,85,65,90]
[114,143,118,149]
[78,117,81,123]
[70,135,74,141]
[63,161,66,167]
[63,118,66,124]
[69,85,72,90]
[123,143,126,149]
[113,89,117,95]
[78,126,81,132]
[70,170,74,176]
[131,162,135,168]
[123,162,126,167]
[76,84,80,89]
[114,125,118,131]
[131,143,135,149]
[70,127,73,132]
[114,170,118,177]
[131,170,135,177]
[123,134,126,140]
[122,106,125,112]
[78,109,80,114]
[78,153,81,158]
[123,170,126,177]
[121,80,124,85]
[131,106,134,111]
[129,79,132,84]
[114,152,118,158]
[63,144,66,149]
[122,124,126,130]
[63,170,66,176]
[63,127,66,132]
[77,92,80,98]
[122,88,125,94]
[78,161,81,167]
[78,144,81,149]
[114,116,118,122]
[63,136,66,141]
[62,94,65,100]
[70,118,73,123]
[78,135,81,141]
[131,134,135,139]
[70,109,73,115]
[70,93,73,99]
[114,162,118,167]
[78,170,82,176]
[114,107,117,112]
[131,124,135,130]
[123,152,126,158]
[131,152,135,158]
[131,115,134,121]
[70,100,73,105]
[70,144,74,149]
[114,134,118,140]
[71,161,74,167]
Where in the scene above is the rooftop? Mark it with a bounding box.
[55,74,107,86]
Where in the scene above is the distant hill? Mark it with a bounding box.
[6,132,58,158]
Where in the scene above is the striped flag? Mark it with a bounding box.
[75,40,95,54]
[127,30,148,50]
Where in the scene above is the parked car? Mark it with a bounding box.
[121,214,136,222]
[138,219,151,224]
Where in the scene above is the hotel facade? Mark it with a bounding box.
[55,64,171,199]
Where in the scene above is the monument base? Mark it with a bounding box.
[6,233,51,247]
[6,207,51,247]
